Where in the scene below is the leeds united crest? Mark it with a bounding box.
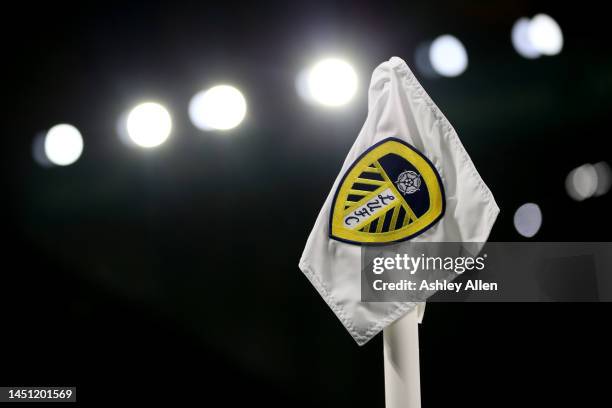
[329,138,445,245]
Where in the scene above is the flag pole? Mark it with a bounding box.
[383,306,421,408]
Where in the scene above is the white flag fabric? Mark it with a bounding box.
[299,57,499,346]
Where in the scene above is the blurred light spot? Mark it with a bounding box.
[189,85,247,131]
[126,102,172,148]
[594,161,612,197]
[414,41,439,79]
[429,35,468,77]
[528,14,563,56]
[566,164,598,201]
[304,58,358,107]
[511,17,541,59]
[43,124,83,166]
[514,203,542,238]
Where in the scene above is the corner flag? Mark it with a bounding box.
[299,57,499,345]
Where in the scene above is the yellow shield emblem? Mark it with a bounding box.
[329,138,445,245]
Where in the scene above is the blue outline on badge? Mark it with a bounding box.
[328,137,446,246]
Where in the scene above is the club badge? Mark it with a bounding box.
[329,138,445,245]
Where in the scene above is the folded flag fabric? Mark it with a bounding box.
[299,56,499,345]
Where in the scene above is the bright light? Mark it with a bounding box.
[126,102,172,148]
[566,162,611,200]
[594,162,612,197]
[189,85,247,131]
[512,17,541,59]
[304,58,358,107]
[429,35,468,77]
[566,164,598,201]
[513,203,542,238]
[44,124,84,166]
[528,14,563,56]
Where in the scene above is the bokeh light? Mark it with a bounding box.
[566,164,598,201]
[511,17,541,59]
[301,58,358,107]
[125,102,172,148]
[429,35,468,77]
[528,14,563,56]
[513,203,543,238]
[593,162,612,197]
[43,123,84,166]
[189,85,247,131]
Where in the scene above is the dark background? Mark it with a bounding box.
[3,0,611,405]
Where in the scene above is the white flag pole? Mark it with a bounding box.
[383,306,422,408]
